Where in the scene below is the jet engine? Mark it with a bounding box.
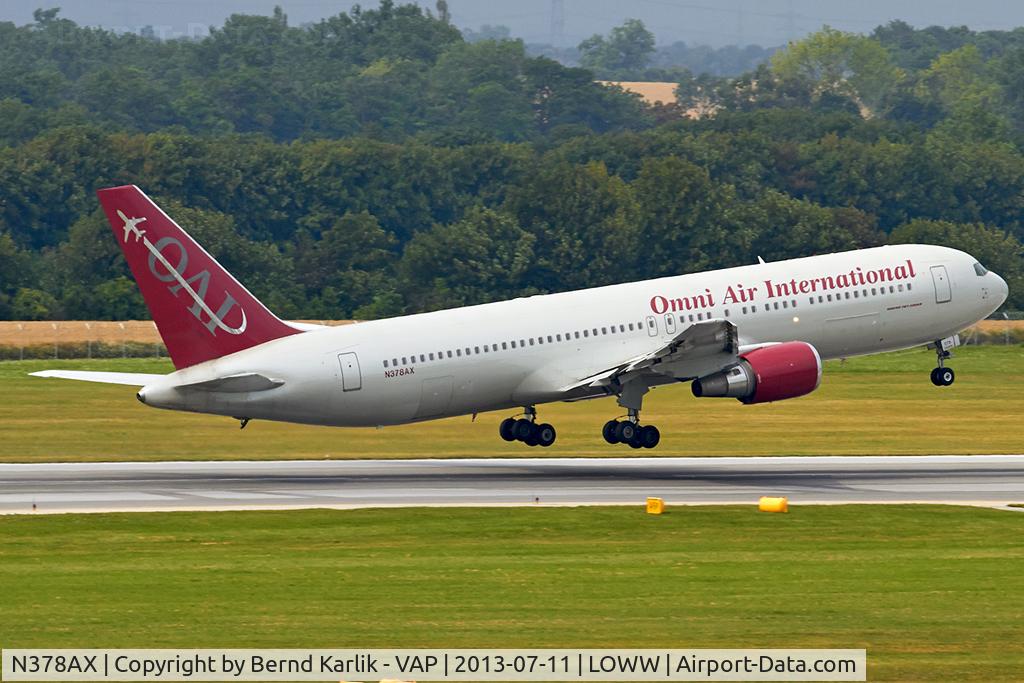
[691,341,822,404]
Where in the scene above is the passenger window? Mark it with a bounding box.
[907,283,913,291]
[601,327,607,335]
[593,328,599,336]
[583,330,589,338]
[474,346,480,354]
[818,295,824,303]
[393,358,398,366]
[889,286,895,293]
[742,306,748,314]
[447,350,453,358]
[574,332,580,339]
[791,300,797,308]
[383,360,389,368]
[556,334,562,342]
[429,353,434,361]
[898,284,904,292]
[502,342,508,350]
[456,349,461,357]
[618,325,625,333]
[827,294,833,302]
[853,290,859,298]
[845,292,851,299]
[528,338,534,345]
[782,301,788,309]
[629,323,635,331]
[538,337,544,344]
[548,335,554,343]
[871,288,876,296]
[511,340,517,348]
[808,298,814,305]
[725,309,730,317]
[402,357,407,365]
[420,354,426,362]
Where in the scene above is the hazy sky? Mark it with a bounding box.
[6,0,1024,47]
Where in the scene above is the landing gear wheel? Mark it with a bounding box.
[627,433,643,449]
[513,418,534,441]
[930,367,941,386]
[536,423,556,448]
[499,417,517,442]
[938,367,955,386]
[615,421,637,443]
[602,420,620,444]
[523,431,540,447]
[639,425,661,449]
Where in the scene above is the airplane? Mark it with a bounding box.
[32,185,1009,449]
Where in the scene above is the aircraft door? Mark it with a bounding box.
[337,352,362,391]
[931,265,952,304]
[664,314,677,335]
[414,376,453,419]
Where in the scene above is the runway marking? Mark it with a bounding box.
[187,490,300,500]
[0,492,177,503]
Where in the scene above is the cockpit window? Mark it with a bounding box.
[974,262,988,276]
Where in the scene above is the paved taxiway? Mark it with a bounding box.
[1,455,1023,514]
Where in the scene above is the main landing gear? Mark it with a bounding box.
[603,379,661,449]
[603,412,660,449]
[930,341,955,387]
[499,406,556,448]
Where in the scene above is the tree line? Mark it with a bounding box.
[0,3,1022,321]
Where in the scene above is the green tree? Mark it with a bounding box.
[631,156,741,276]
[11,288,57,320]
[771,27,903,116]
[504,160,640,291]
[578,19,656,76]
[295,211,398,318]
[398,208,536,311]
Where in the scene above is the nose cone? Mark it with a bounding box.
[993,272,1009,306]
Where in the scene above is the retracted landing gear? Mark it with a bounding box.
[930,337,956,387]
[499,406,556,447]
[602,379,661,449]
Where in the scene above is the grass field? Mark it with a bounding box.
[1,346,1021,461]
[1,505,1022,681]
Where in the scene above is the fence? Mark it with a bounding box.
[0,320,355,361]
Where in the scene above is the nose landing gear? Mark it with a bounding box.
[930,339,956,387]
[499,406,556,447]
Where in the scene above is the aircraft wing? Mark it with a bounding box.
[560,319,740,393]
[30,370,166,386]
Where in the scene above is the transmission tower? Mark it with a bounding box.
[550,0,565,46]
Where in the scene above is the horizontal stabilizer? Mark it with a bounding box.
[30,370,165,386]
[178,373,284,393]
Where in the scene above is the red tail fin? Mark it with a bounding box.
[97,185,300,369]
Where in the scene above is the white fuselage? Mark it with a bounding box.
[140,244,1008,426]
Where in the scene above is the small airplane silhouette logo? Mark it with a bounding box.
[117,210,147,243]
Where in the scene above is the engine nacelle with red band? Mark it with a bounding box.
[691,341,822,404]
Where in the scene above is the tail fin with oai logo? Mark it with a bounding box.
[96,185,301,369]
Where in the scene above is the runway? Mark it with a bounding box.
[2,455,1024,514]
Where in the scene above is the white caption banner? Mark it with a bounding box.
[2,648,866,681]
